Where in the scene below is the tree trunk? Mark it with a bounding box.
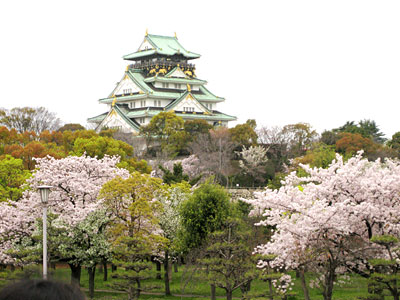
[322,266,335,300]
[211,284,216,300]
[111,264,117,272]
[174,261,178,273]
[299,268,311,300]
[88,266,96,299]
[98,264,103,274]
[240,280,252,294]
[103,261,108,281]
[136,278,141,299]
[128,285,134,300]
[69,263,82,286]
[168,259,173,281]
[156,260,162,279]
[164,250,171,295]
[226,289,233,300]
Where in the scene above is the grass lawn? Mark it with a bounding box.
[1,264,392,299]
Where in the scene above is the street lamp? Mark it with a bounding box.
[38,185,52,280]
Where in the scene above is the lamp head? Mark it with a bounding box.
[38,185,52,204]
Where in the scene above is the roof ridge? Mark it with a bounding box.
[147,33,176,39]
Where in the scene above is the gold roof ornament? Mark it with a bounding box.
[145,28,148,36]
[111,97,117,107]
[174,32,177,38]
[187,84,191,92]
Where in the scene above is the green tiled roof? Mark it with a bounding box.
[87,106,140,131]
[123,108,236,122]
[127,71,153,93]
[87,112,108,123]
[100,69,222,104]
[175,111,237,122]
[99,93,148,104]
[89,107,236,124]
[144,76,206,85]
[164,91,210,113]
[123,34,200,60]
[113,105,141,131]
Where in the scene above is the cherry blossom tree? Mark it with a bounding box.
[246,152,400,300]
[0,154,129,284]
[237,145,269,186]
[158,182,191,295]
[151,154,203,181]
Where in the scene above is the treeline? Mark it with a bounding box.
[138,111,400,188]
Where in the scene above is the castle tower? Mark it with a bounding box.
[88,32,236,133]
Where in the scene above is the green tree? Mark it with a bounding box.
[140,112,188,156]
[159,162,201,186]
[71,136,133,160]
[320,130,340,146]
[229,119,258,149]
[334,119,386,144]
[368,235,400,300]
[0,155,31,202]
[184,119,213,142]
[388,132,400,157]
[180,182,232,300]
[201,218,258,300]
[57,123,85,132]
[100,173,166,300]
[180,182,231,249]
[117,157,152,174]
[294,143,337,172]
[359,119,386,144]
[281,123,318,158]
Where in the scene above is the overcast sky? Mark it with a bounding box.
[0,0,399,138]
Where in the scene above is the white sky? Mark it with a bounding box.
[0,0,399,138]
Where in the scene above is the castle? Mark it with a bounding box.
[88,31,236,133]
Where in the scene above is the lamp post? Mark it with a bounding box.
[38,185,52,280]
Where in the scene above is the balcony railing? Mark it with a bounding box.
[129,59,195,71]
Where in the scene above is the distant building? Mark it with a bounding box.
[88,31,236,133]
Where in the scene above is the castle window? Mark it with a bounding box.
[129,102,136,109]
[139,117,145,124]
[154,100,161,107]
[183,107,194,112]
[162,83,169,88]
[141,100,146,107]
[174,83,181,89]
